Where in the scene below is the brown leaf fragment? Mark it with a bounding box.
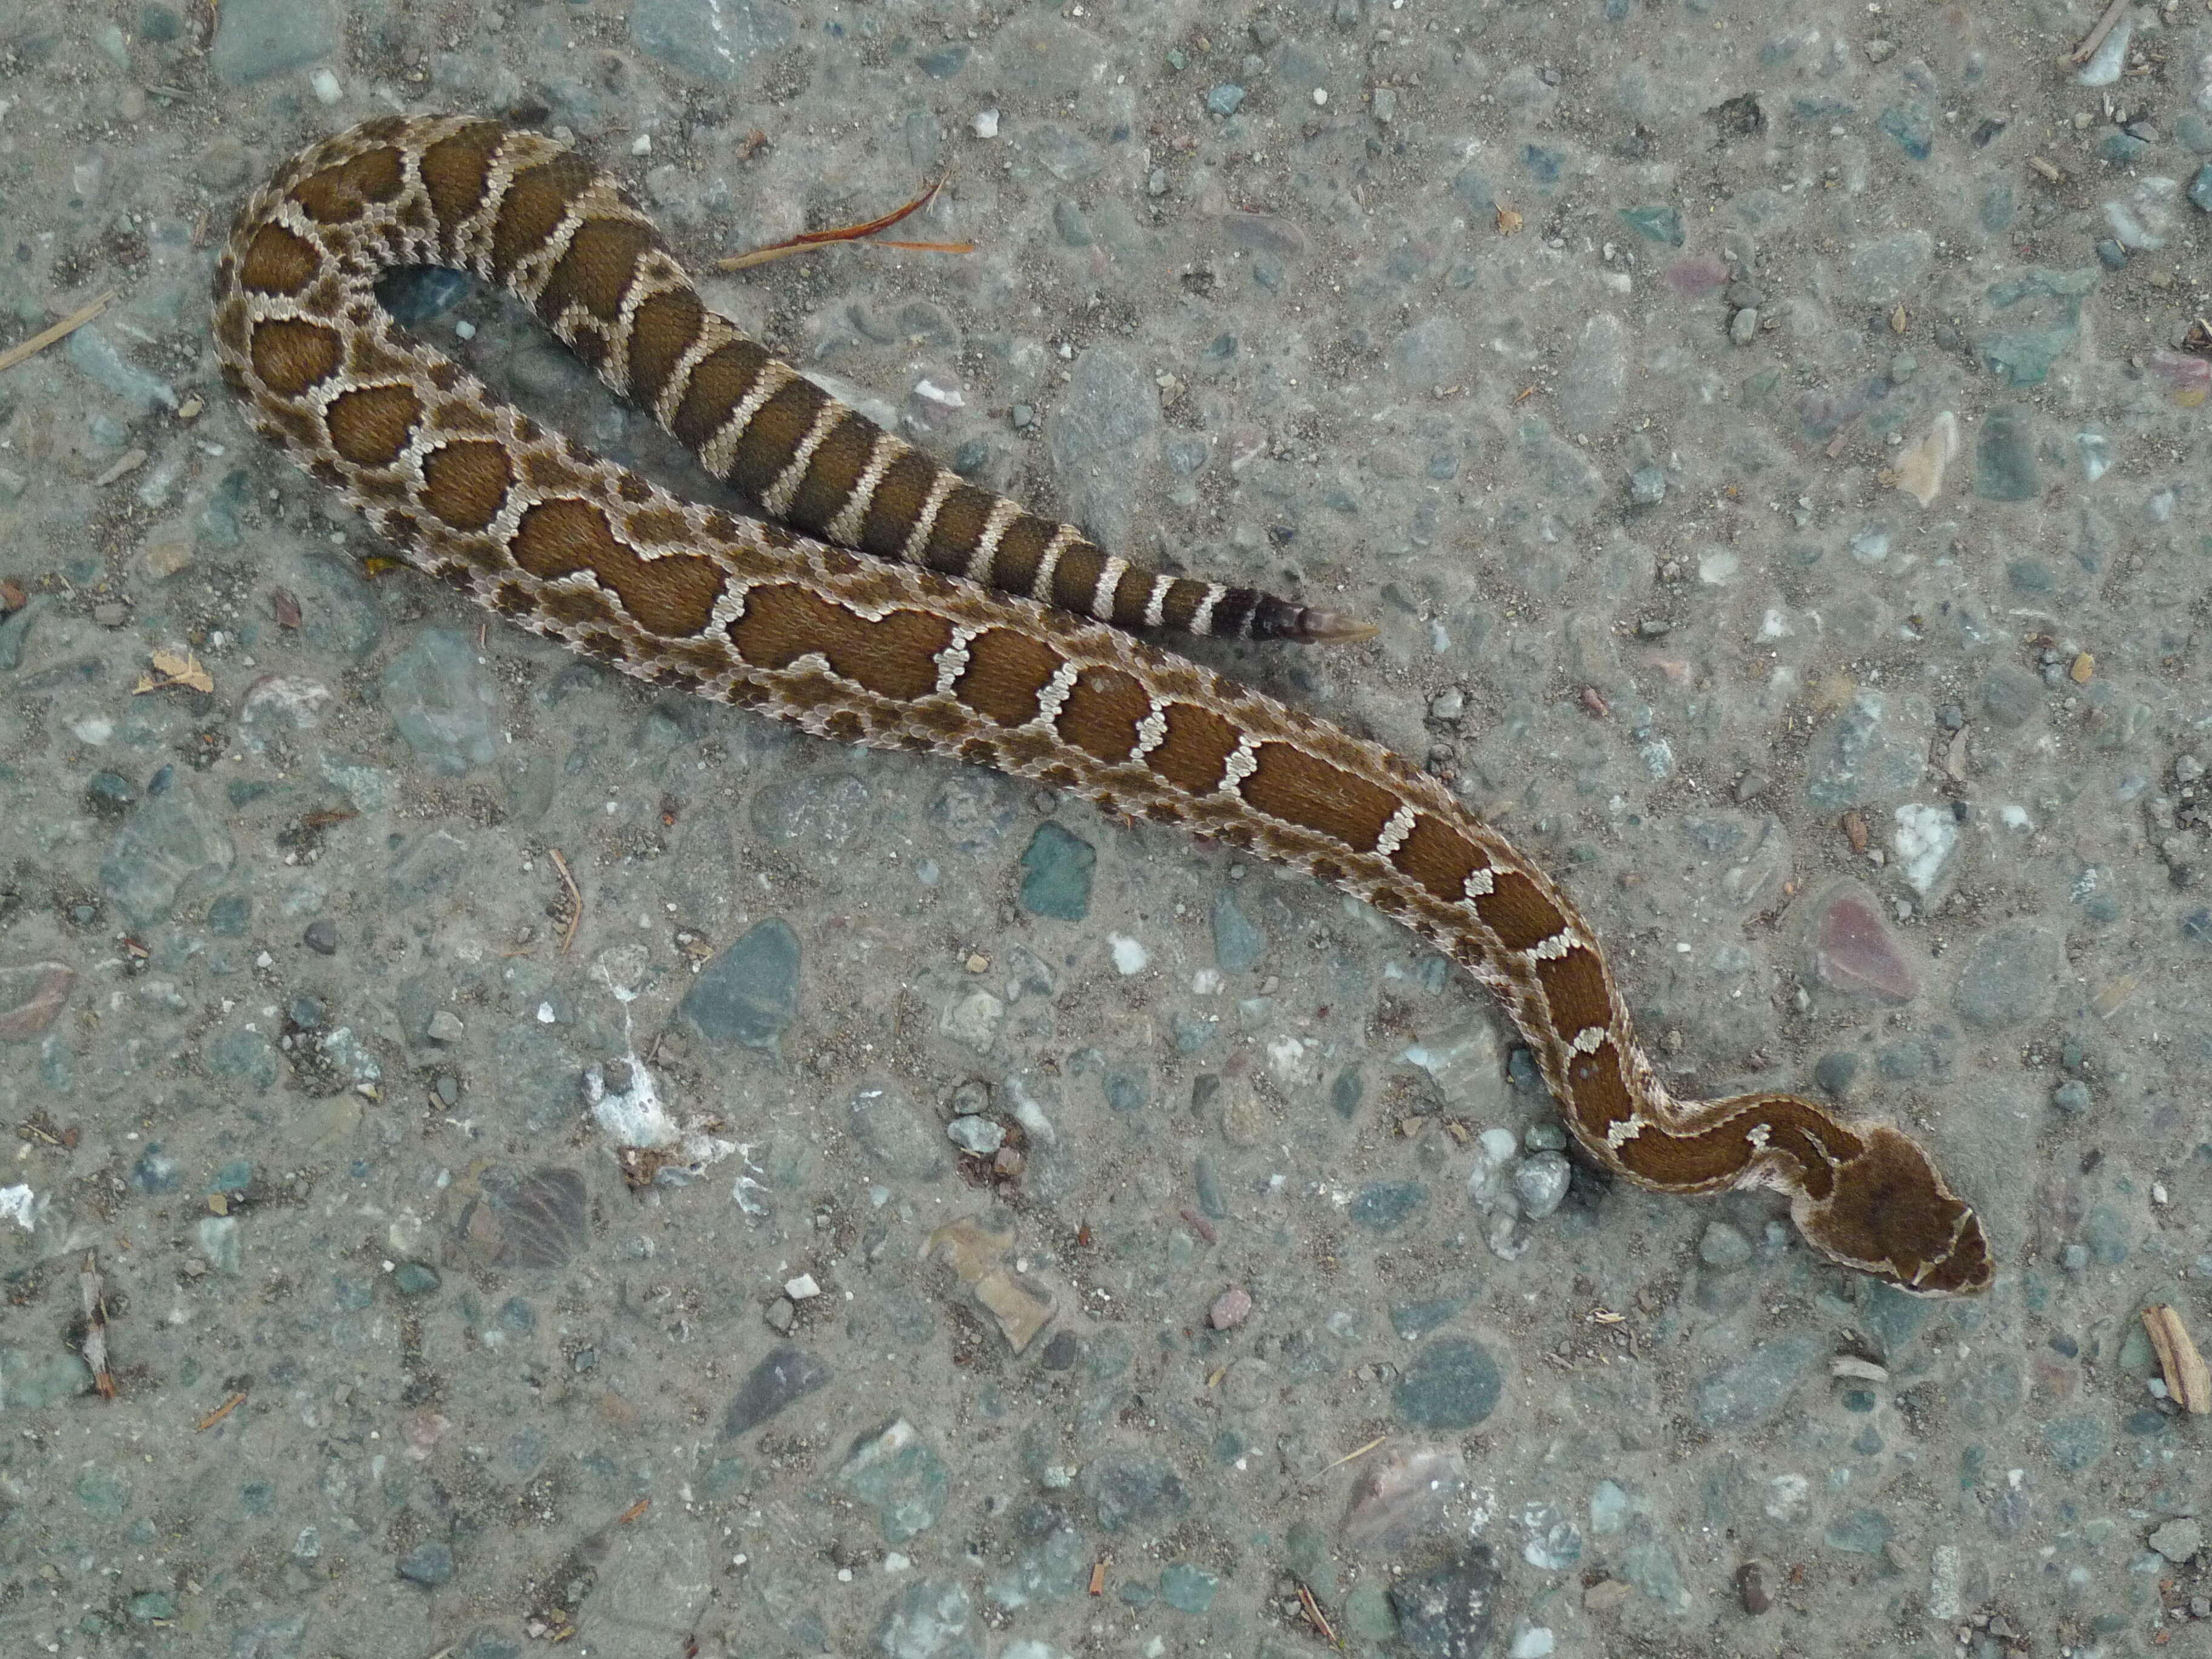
[133,648,213,695]
[2143,1304,2210,1414]
[271,587,302,629]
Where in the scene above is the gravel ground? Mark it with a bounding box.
[2,1,2211,1655]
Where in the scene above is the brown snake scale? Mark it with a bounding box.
[213,115,1992,1296]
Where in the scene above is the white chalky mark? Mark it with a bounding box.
[1030,525,1078,602]
[826,431,902,546]
[1131,705,1170,759]
[701,362,796,479]
[968,498,1022,583]
[897,471,960,565]
[1371,802,1418,859]
[1033,660,1082,725]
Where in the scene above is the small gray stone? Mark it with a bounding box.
[680,918,800,1048]
[0,961,76,1042]
[1045,345,1155,552]
[100,789,235,930]
[722,1344,832,1438]
[380,629,498,776]
[1393,1336,1503,1430]
[1350,1179,1427,1232]
[2052,1079,2093,1115]
[0,1348,94,1410]
[1699,1220,1754,1269]
[1627,464,1667,506]
[1804,693,1923,811]
[1205,84,1247,117]
[303,919,338,956]
[209,0,338,82]
[1729,306,1760,346]
[839,1419,951,1545]
[397,1540,455,1587]
[849,1081,945,1179]
[1952,922,2058,1030]
[2148,1518,2203,1563]
[1512,1151,1571,1218]
[1694,1335,1823,1429]
[65,326,178,412]
[1389,1546,1499,1659]
[630,0,794,83]
[1210,889,1266,973]
[945,1115,1005,1156]
[1079,1455,1190,1533]
[1822,1509,1891,1554]
[1017,823,1094,921]
[872,1578,982,1659]
[1974,408,2039,501]
[1559,313,1628,433]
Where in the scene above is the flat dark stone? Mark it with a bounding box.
[723,1344,833,1438]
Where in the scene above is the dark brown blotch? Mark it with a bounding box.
[1238,741,1401,853]
[540,585,625,629]
[1108,565,1156,629]
[420,440,515,532]
[953,628,1064,727]
[249,318,343,397]
[1530,942,1611,1044]
[240,223,323,296]
[1054,666,1152,765]
[538,216,660,326]
[783,412,879,537]
[920,483,996,575]
[1158,577,1208,633]
[858,450,937,560]
[1472,868,1569,956]
[725,583,955,704]
[987,515,1054,594]
[1391,816,1488,905]
[723,375,830,500]
[291,145,405,224]
[491,153,597,279]
[511,497,726,638]
[1048,543,1108,617]
[420,122,506,233]
[1143,702,1241,796]
[1564,1036,1640,1141]
[324,383,423,468]
[623,286,704,409]
[670,338,771,454]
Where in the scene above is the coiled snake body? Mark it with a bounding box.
[213,116,1992,1296]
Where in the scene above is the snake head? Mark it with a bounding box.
[1793,1125,1994,1296]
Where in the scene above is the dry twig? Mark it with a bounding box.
[2143,1304,2210,1414]
[0,289,118,376]
[2070,0,2131,63]
[1298,1581,1342,1646]
[548,848,583,955]
[79,1253,116,1399]
[196,1390,247,1431]
[716,176,971,272]
[1321,1433,1387,1472]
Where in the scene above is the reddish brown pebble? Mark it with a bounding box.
[0,960,77,1041]
[1209,1284,1253,1330]
[1179,1207,1217,1244]
[1735,1559,1772,1615]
